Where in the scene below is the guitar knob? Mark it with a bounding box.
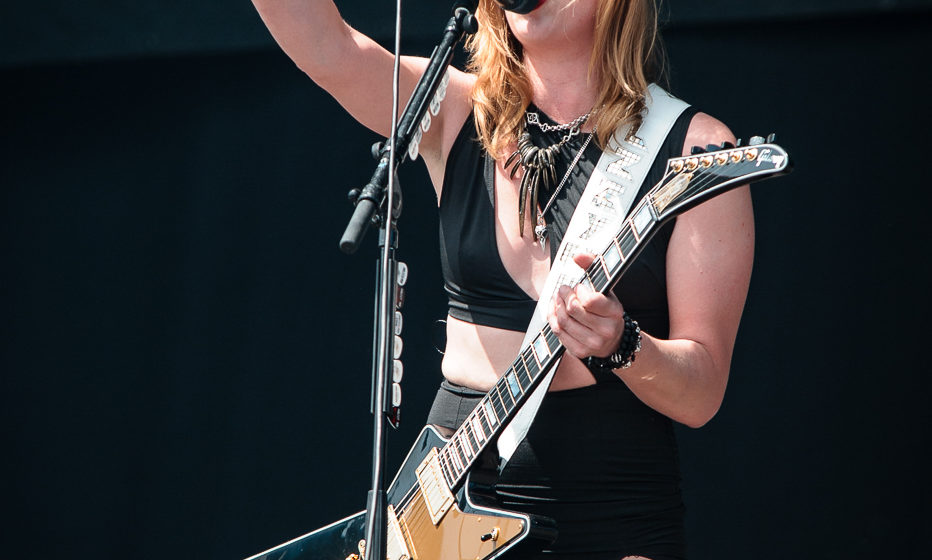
[690,145,705,155]
[719,141,735,150]
[480,527,501,542]
[766,133,777,143]
[394,311,403,335]
[705,144,722,152]
[391,383,402,407]
[748,136,766,146]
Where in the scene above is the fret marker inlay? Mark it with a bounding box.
[533,336,551,362]
[603,242,623,273]
[506,372,521,399]
[483,400,498,426]
[633,205,653,235]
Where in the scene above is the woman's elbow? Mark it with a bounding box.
[677,383,726,428]
[679,403,721,429]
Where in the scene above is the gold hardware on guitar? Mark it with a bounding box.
[245,137,790,560]
[415,448,455,524]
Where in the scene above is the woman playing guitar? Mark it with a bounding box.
[251,1,754,558]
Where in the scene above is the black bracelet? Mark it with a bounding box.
[584,312,642,371]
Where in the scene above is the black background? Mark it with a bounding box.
[2,1,931,558]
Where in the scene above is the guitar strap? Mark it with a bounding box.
[497,84,690,466]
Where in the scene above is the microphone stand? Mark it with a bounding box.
[339,5,477,560]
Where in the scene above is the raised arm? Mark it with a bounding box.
[251,0,473,191]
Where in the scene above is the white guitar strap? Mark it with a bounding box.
[497,84,690,466]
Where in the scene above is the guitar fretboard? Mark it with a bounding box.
[435,141,790,489]
[437,199,658,488]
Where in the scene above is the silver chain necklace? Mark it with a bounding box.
[526,110,592,134]
[534,129,596,245]
[504,110,594,240]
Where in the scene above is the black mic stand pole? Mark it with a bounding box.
[339,5,477,559]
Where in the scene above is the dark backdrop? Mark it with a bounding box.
[2,1,930,559]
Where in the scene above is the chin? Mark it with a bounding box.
[507,0,596,46]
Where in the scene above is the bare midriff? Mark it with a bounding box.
[441,315,597,393]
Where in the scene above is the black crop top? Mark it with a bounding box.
[439,104,700,336]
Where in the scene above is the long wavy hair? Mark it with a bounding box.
[465,0,666,159]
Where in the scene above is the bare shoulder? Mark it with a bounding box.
[681,112,737,157]
[674,111,751,230]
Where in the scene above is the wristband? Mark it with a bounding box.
[584,312,641,371]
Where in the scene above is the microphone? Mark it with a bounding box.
[496,0,540,14]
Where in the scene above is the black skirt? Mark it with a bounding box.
[426,375,687,560]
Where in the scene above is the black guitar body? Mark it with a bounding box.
[246,426,557,560]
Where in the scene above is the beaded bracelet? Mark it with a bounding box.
[584,312,642,371]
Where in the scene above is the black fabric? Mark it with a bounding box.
[426,377,687,560]
[439,114,539,331]
[434,102,702,558]
[542,105,700,340]
[438,105,699,338]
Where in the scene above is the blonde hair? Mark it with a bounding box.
[465,0,666,159]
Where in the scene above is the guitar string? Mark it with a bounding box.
[394,160,758,521]
[393,379,512,514]
[588,156,756,289]
[394,368,520,513]
[393,157,753,517]
[392,154,763,517]
[393,157,753,518]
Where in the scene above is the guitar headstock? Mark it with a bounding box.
[650,135,792,221]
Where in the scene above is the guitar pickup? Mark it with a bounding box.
[414,448,455,525]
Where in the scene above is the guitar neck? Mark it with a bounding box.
[436,139,791,490]
[437,203,657,489]
[436,325,565,489]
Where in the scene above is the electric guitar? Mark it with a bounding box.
[246,137,792,560]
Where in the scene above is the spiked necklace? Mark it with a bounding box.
[503,110,593,240]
